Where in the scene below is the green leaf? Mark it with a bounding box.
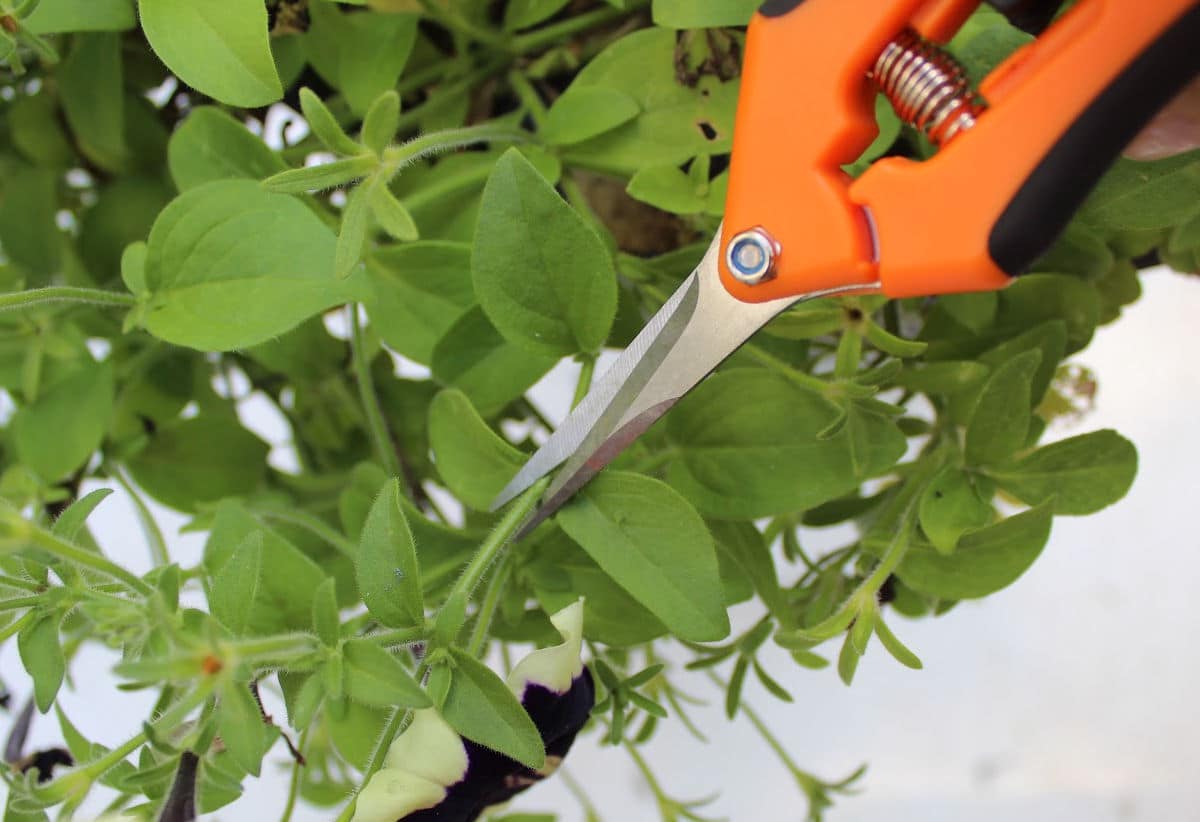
[137,0,282,106]
[0,165,62,277]
[874,618,922,670]
[59,33,127,171]
[336,183,372,279]
[918,466,993,554]
[763,301,845,340]
[217,681,270,776]
[893,361,989,396]
[557,470,730,642]
[708,520,785,615]
[988,429,1137,515]
[304,3,419,115]
[473,149,617,356]
[505,0,571,30]
[299,87,362,157]
[1080,149,1200,231]
[540,87,640,146]
[13,359,114,482]
[963,350,1041,467]
[366,242,473,364]
[627,164,726,216]
[428,390,525,511]
[141,179,368,351]
[342,640,431,709]
[431,306,558,417]
[368,184,419,242]
[208,531,264,636]
[51,489,114,542]
[667,369,906,519]
[357,478,424,629]
[557,29,740,173]
[442,648,544,770]
[361,91,400,156]
[312,577,340,648]
[24,0,135,33]
[167,107,286,191]
[18,613,65,712]
[898,503,1054,600]
[125,417,269,512]
[261,154,378,193]
[652,0,758,28]
[203,502,327,635]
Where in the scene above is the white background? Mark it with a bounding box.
[2,269,1197,821]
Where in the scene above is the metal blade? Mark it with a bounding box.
[490,228,874,533]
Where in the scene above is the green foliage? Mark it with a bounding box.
[0,3,1186,821]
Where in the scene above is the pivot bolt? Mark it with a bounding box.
[726,228,779,285]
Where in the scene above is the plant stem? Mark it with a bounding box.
[366,625,427,647]
[417,0,508,49]
[279,727,309,822]
[513,1,646,55]
[442,476,550,624]
[110,466,169,567]
[348,305,403,480]
[228,633,321,666]
[467,552,511,656]
[23,523,153,597]
[0,287,136,313]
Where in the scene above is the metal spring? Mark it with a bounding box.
[871,28,984,146]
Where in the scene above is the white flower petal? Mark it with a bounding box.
[384,708,469,786]
[351,769,446,822]
[507,599,585,696]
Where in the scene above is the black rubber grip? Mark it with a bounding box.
[759,0,804,18]
[988,3,1200,276]
[985,0,1063,35]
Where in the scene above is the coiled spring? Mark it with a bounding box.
[871,28,984,146]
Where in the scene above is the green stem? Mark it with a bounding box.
[252,505,356,558]
[507,70,547,129]
[0,574,41,592]
[573,354,596,408]
[742,342,831,394]
[24,524,153,596]
[348,305,402,480]
[441,477,550,632]
[279,727,309,822]
[513,1,646,55]
[0,287,136,313]
[366,625,427,647]
[110,466,169,567]
[0,611,34,643]
[417,0,508,49]
[466,553,511,656]
[228,633,321,666]
[560,767,603,821]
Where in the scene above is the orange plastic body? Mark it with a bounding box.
[719,0,1197,301]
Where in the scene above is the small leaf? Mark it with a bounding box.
[963,350,1042,466]
[312,577,340,648]
[50,488,113,542]
[898,503,1054,600]
[168,106,286,190]
[361,91,400,156]
[988,429,1137,515]
[752,659,794,703]
[863,321,928,358]
[261,154,377,194]
[918,466,993,554]
[208,532,264,637]
[473,149,617,356]
[12,360,114,481]
[217,682,269,776]
[652,0,758,28]
[442,648,544,770]
[874,618,923,670]
[369,184,419,242]
[540,87,640,146]
[357,479,424,628]
[342,640,431,709]
[504,0,571,30]
[18,614,65,713]
[724,655,748,719]
[556,471,730,642]
[428,389,525,511]
[365,242,472,363]
[137,0,282,106]
[299,87,362,156]
[336,182,372,279]
[836,632,860,686]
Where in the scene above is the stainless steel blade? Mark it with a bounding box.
[490,228,877,532]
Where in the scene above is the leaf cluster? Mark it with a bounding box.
[0,1,1187,821]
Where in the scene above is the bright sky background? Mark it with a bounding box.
[2,268,1197,822]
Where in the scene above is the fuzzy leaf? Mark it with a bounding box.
[989,429,1137,515]
[428,390,525,511]
[441,649,544,770]
[357,479,424,628]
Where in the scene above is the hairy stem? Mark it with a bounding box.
[348,305,403,480]
[0,287,137,313]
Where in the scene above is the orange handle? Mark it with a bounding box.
[720,0,1200,302]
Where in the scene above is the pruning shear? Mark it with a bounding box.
[492,0,1200,531]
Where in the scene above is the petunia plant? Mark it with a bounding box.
[0,1,1189,820]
